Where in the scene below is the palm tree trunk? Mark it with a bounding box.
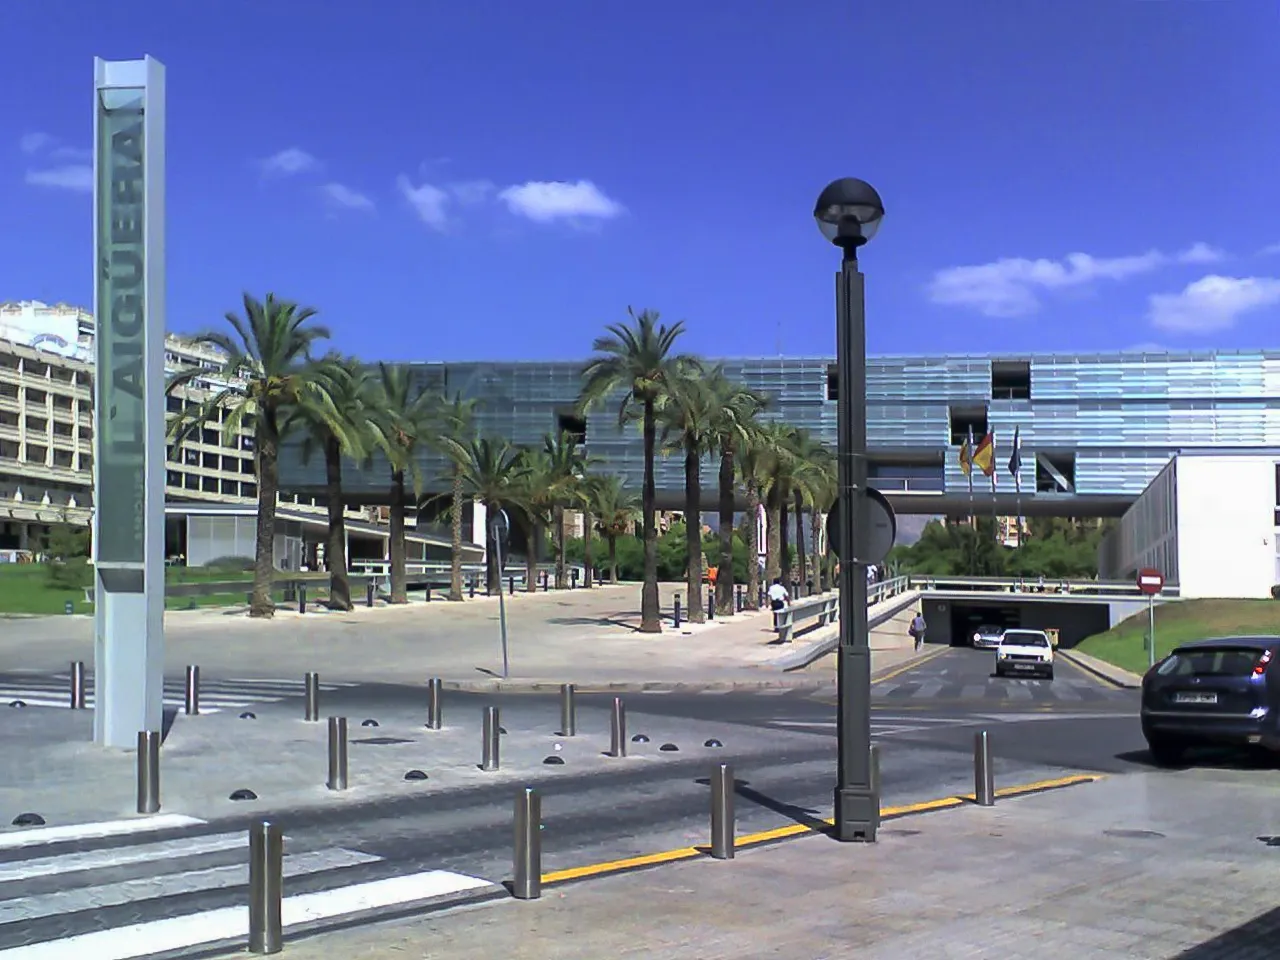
[794,488,807,593]
[389,469,407,603]
[249,420,279,618]
[324,435,351,611]
[809,508,824,593]
[553,504,567,589]
[716,449,734,615]
[448,470,464,601]
[746,481,761,611]
[639,399,661,633]
[583,509,595,588]
[608,533,619,583]
[779,492,791,585]
[765,485,781,583]
[684,440,704,624]
[526,522,540,593]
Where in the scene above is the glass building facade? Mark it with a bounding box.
[278,350,1280,512]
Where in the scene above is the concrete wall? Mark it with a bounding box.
[1016,601,1110,649]
[870,595,922,651]
[920,598,954,647]
[1175,456,1276,599]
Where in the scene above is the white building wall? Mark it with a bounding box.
[1174,456,1276,600]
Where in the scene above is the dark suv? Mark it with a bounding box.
[1140,636,1280,766]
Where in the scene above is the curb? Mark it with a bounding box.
[1058,649,1142,689]
[439,678,834,695]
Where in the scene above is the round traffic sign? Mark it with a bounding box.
[825,489,897,567]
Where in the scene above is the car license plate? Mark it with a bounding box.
[1014,663,1035,670]
[1174,692,1218,704]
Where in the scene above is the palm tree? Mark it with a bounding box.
[576,472,602,588]
[755,421,797,585]
[443,437,529,594]
[542,431,588,589]
[369,363,435,604]
[515,447,557,592]
[591,474,638,583]
[736,437,772,611]
[706,370,767,615]
[579,308,699,633]
[792,436,836,594]
[166,293,329,618]
[787,429,827,593]
[658,372,716,624]
[284,354,371,610]
[429,393,479,601]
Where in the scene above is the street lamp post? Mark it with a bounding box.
[814,177,885,843]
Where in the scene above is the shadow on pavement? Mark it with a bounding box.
[1171,904,1280,957]
[694,775,831,834]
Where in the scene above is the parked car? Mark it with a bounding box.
[1141,636,1280,766]
[970,624,1005,649]
[994,629,1054,680]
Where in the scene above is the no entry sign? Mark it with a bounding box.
[1136,568,1164,596]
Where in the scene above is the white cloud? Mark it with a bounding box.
[449,179,495,205]
[497,180,624,224]
[51,145,92,162]
[927,250,1165,317]
[1260,242,1280,257]
[1148,275,1280,333]
[20,132,54,155]
[1176,242,1226,264]
[25,165,93,192]
[260,148,319,177]
[320,182,375,213]
[396,175,451,231]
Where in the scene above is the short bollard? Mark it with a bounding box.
[710,761,735,859]
[736,585,744,612]
[707,591,715,620]
[560,683,576,737]
[469,577,476,599]
[137,730,160,814]
[424,583,432,602]
[184,665,200,716]
[508,575,515,595]
[298,585,306,614]
[974,730,995,806]
[541,571,548,592]
[327,717,348,791]
[69,661,86,710]
[673,595,682,629]
[482,706,500,771]
[247,820,284,954]
[304,671,320,721]
[366,580,375,607]
[513,787,542,900]
[571,568,579,589]
[427,677,443,730]
[610,697,627,758]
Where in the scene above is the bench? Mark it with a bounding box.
[772,593,839,644]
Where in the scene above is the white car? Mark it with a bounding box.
[995,629,1054,680]
[971,624,1005,650]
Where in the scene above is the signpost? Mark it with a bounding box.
[1136,567,1164,670]
[92,56,166,748]
[490,509,511,678]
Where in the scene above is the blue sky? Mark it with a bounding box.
[3,1,1278,361]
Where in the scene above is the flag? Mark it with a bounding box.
[972,431,996,477]
[1008,425,1022,493]
[958,434,973,477]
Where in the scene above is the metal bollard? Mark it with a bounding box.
[513,787,542,900]
[427,677,443,730]
[974,729,995,806]
[673,595,682,629]
[560,683,576,737]
[298,585,306,614]
[541,570,548,592]
[610,697,627,758]
[736,585,744,612]
[137,730,160,814]
[508,575,515,595]
[367,580,375,607]
[327,717,348,791]
[304,671,320,721]
[469,577,476,599]
[710,761,735,859]
[707,590,715,620]
[425,583,432,602]
[572,568,579,589]
[70,660,86,709]
[184,664,200,716]
[482,706,500,771]
[247,820,284,954]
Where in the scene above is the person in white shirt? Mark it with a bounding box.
[767,577,790,611]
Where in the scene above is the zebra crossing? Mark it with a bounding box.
[769,715,977,738]
[0,673,358,715]
[872,675,1122,704]
[0,814,494,957]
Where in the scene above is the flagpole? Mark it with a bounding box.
[966,426,976,575]
[989,428,998,547]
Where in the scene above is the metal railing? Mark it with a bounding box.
[906,575,1180,598]
[771,575,912,643]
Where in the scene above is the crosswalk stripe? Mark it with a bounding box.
[0,848,380,926]
[0,833,244,884]
[0,815,206,851]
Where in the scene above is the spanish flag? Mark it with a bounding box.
[958,432,973,478]
[972,431,996,478]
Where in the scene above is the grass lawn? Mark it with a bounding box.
[1076,598,1280,675]
[0,563,272,616]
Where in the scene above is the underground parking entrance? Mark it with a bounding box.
[919,596,1113,649]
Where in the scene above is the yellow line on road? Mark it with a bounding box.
[872,646,949,685]
[540,772,1102,886]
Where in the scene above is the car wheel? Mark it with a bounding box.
[1147,736,1187,767]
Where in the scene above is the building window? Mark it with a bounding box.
[167,470,182,487]
[991,361,1031,400]
[556,412,587,445]
[184,473,198,490]
[240,457,254,475]
[826,365,838,401]
[201,476,217,493]
[26,444,48,465]
[1035,452,1076,493]
[202,451,219,470]
[0,440,17,460]
[221,478,238,496]
[52,450,73,468]
[241,482,257,499]
[200,428,218,446]
[166,395,182,413]
[948,407,988,446]
[184,448,199,466]
[78,426,91,441]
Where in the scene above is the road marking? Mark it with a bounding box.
[1056,655,1120,691]
[541,773,1104,887]
[0,870,495,959]
[0,832,247,884]
[872,646,948,685]
[0,814,206,851]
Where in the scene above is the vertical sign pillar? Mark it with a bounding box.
[93,56,166,748]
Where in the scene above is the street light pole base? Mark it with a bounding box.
[833,786,879,843]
